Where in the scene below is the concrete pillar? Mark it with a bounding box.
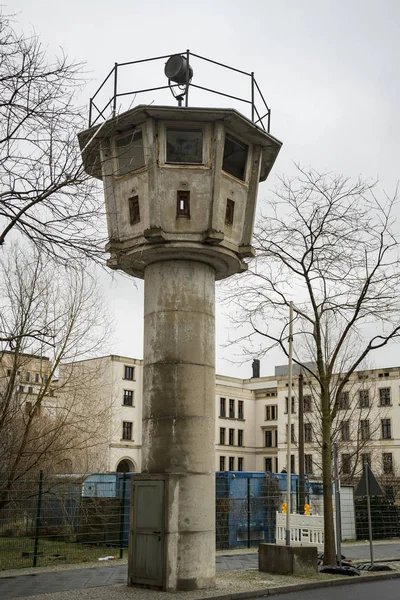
[142,259,216,590]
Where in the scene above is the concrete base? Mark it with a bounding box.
[259,544,318,575]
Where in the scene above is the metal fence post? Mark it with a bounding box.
[247,477,251,549]
[119,473,127,559]
[33,471,44,567]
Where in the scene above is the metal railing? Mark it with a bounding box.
[88,50,272,133]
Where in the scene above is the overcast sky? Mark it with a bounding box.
[10,0,400,377]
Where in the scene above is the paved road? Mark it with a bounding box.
[259,578,400,600]
[1,543,400,599]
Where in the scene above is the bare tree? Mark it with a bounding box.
[0,244,112,510]
[223,166,400,563]
[0,13,105,263]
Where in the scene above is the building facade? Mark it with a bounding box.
[58,355,400,479]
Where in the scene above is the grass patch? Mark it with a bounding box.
[0,537,123,570]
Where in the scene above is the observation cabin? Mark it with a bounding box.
[79,52,282,280]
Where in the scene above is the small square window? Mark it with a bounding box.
[124,366,134,381]
[222,135,248,181]
[166,128,203,164]
[129,195,140,224]
[225,199,235,225]
[177,190,190,217]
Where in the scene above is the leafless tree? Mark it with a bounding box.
[0,13,105,263]
[0,245,113,511]
[222,166,400,564]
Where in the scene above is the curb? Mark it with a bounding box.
[194,569,400,600]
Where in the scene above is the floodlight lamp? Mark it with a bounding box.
[164,54,193,85]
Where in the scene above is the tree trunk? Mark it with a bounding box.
[322,402,336,564]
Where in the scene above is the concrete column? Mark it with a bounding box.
[142,259,216,591]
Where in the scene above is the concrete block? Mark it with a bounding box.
[259,543,318,575]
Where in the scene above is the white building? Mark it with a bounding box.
[59,355,400,479]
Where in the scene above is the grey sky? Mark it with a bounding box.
[10,0,400,376]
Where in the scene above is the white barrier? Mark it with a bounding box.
[275,512,334,549]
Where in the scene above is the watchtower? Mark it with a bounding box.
[79,51,282,591]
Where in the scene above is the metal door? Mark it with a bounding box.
[130,480,164,587]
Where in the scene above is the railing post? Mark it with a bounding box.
[185,49,190,107]
[33,471,43,567]
[113,63,118,118]
[89,99,93,127]
[251,72,255,123]
[119,473,127,559]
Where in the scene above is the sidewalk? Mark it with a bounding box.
[1,541,400,600]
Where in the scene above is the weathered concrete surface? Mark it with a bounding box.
[142,260,216,591]
[259,543,318,575]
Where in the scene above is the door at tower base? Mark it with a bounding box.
[129,478,164,588]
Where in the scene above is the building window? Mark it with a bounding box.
[265,430,273,448]
[286,424,295,443]
[129,195,140,224]
[360,419,370,441]
[266,405,278,421]
[304,423,313,443]
[338,391,350,410]
[238,457,243,471]
[35,373,40,383]
[176,190,190,217]
[220,397,226,418]
[219,427,225,445]
[6,369,11,377]
[290,454,296,474]
[219,427,225,446]
[359,389,370,408]
[115,130,145,175]
[166,128,203,164]
[275,457,279,473]
[265,457,273,472]
[284,396,295,414]
[383,452,393,474]
[124,366,134,381]
[25,401,32,416]
[381,418,392,440]
[238,429,243,447]
[361,453,371,468]
[229,398,235,418]
[219,456,226,471]
[303,395,312,412]
[225,199,235,225]
[26,372,30,382]
[379,388,391,406]
[123,390,133,406]
[341,421,350,442]
[238,400,244,420]
[222,135,248,181]
[229,456,235,471]
[229,428,235,446]
[27,386,33,394]
[19,385,24,393]
[342,454,351,475]
[122,421,133,441]
[305,454,313,474]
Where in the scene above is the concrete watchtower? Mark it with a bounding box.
[79,52,281,592]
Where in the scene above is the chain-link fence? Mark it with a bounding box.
[0,472,130,570]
